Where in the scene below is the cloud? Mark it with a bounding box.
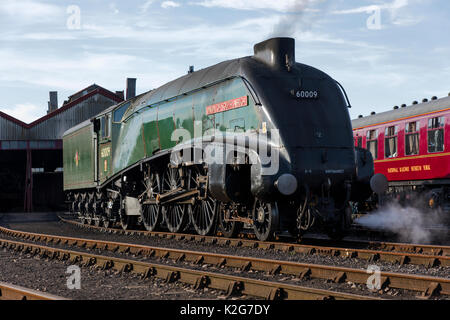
[333,0,409,15]
[109,3,119,15]
[140,0,156,13]
[0,0,63,22]
[161,1,181,8]
[1,103,43,123]
[191,0,318,12]
[0,49,143,90]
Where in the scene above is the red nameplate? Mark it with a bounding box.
[206,96,248,115]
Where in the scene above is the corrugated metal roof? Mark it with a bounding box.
[0,85,123,141]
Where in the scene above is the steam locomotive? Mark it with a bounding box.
[63,37,377,241]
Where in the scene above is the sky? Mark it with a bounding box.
[0,0,449,122]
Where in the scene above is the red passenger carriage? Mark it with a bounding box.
[352,95,450,210]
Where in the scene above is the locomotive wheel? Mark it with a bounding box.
[188,166,217,236]
[218,205,242,238]
[161,166,189,233]
[141,172,162,231]
[252,200,279,241]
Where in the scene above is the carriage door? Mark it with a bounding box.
[98,114,112,183]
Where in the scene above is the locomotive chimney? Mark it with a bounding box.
[254,37,295,70]
[126,78,136,100]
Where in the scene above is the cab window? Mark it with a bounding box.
[405,121,419,155]
[428,117,444,153]
[366,129,378,159]
[101,115,111,139]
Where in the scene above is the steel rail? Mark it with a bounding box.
[58,216,450,267]
[0,238,379,300]
[0,282,67,300]
[1,225,449,298]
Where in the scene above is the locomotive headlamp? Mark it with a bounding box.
[275,173,298,196]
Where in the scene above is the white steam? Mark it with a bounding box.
[355,202,444,244]
[270,0,330,37]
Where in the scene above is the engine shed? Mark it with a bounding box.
[0,84,124,212]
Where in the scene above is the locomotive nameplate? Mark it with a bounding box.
[206,96,248,115]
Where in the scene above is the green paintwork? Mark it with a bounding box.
[64,77,261,191]
[63,122,96,191]
[112,77,260,175]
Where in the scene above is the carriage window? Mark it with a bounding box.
[428,117,444,153]
[405,121,419,155]
[366,129,378,159]
[384,125,398,158]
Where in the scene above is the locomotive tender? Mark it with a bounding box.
[353,95,450,211]
[64,38,375,241]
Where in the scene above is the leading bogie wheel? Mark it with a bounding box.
[252,200,279,241]
[218,204,243,238]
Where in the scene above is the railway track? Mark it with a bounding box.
[0,282,66,300]
[1,224,449,299]
[0,237,380,300]
[58,216,450,268]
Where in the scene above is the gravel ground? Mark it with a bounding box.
[0,213,449,300]
[0,249,252,300]
[0,233,420,300]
